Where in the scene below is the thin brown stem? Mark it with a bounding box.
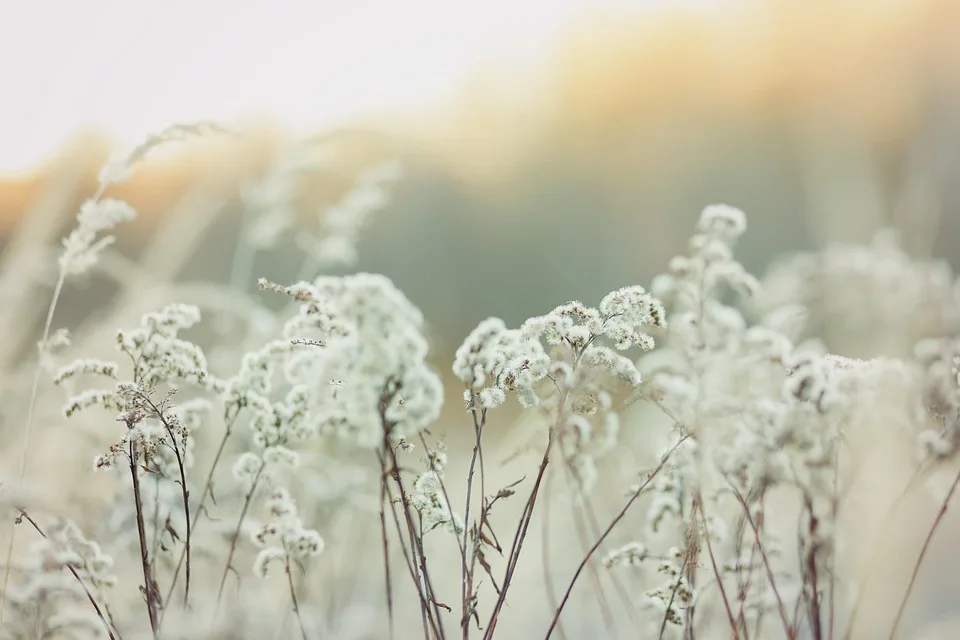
[1,273,66,625]
[482,433,554,640]
[731,487,794,640]
[563,471,615,637]
[461,405,486,639]
[378,465,395,640]
[145,395,192,609]
[129,442,160,637]
[658,555,689,640]
[540,466,568,640]
[216,461,264,606]
[802,499,823,640]
[696,497,739,639]
[285,554,309,640]
[842,466,925,640]
[543,435,688,639]
[888,463,960,640]
[380,453,431,639]
[15,509,120,640]
[385,440,447,640]
[162,407,239,617]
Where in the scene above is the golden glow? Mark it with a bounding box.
[0,0,717,174]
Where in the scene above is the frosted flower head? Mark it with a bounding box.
[259,273,443,447]
[454,317,550,408]
[696,204,747,241]
[410,469,463,535]
[59,198,136,277]
[252,487,325,577]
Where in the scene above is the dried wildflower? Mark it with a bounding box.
[260,272,443,448]
[1,518,115,640]
[602,542,649,568]
[58,198,136,277]
[409,469,463,535]
[251,488,324,577]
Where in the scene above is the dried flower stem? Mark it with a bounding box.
[658,555,690,639]
[544,435,689,639]
[379,457,432,640]
[15,508,120,640]
[378,464,396,640]
[129,440,161,637]
[888,463,960,640]
[216,461,264,606]
[460,407,486,638]
[285,554,309,640]
[0,275,66,624]
[801,499,823,640]
[696,496,739,639]
[842,467,925,640]
[540,467,568,640]
[559,459,616,635]
[731,486,794,640]
[482,432,554,640]
[142,393,192,608]
[383,439,447,640]
[163,406,240,618]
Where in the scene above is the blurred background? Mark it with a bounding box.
[2,1,960,637]
[2,0,958,353]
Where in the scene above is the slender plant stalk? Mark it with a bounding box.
[378,465,395,640]
[540,467,568,640]
[16,508,121,640]
[842,466,925,640]
[384,440,447,640]
[144,395,193,609]
[888,463,960,640]
[285,554,309,640]
[482,432,554,640]
[460,406,486,638]
[563,460,643,631]
[379,457,432,640]
[560,461,615,636]
[802,499,823,640]
[0,274,66,624]
[658,556,689,639]
[732,487,794,640]
[544,435,688,639]
[377,383,445,640]
[162,407,240,615]
[696,497,739,639]
[216,461,265,605]
[129,441,161,637]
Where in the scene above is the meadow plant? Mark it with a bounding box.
[1,123,960,640]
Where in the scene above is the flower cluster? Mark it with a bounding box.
[257,273,443,449]
[616,206,884,636]
[59,198,136,278]
[453,317,550,409]
[456,287,666,493]
[1,518,115,640]
[405,447,463,535]
[251,488,325,578]
[55,303,211,472]
[914,337,960,458]
[756,228,960,356]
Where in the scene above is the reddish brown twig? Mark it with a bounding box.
[543,435,688,639]
[888,463,960,640]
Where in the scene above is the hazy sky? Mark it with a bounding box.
[0,0,731,174]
